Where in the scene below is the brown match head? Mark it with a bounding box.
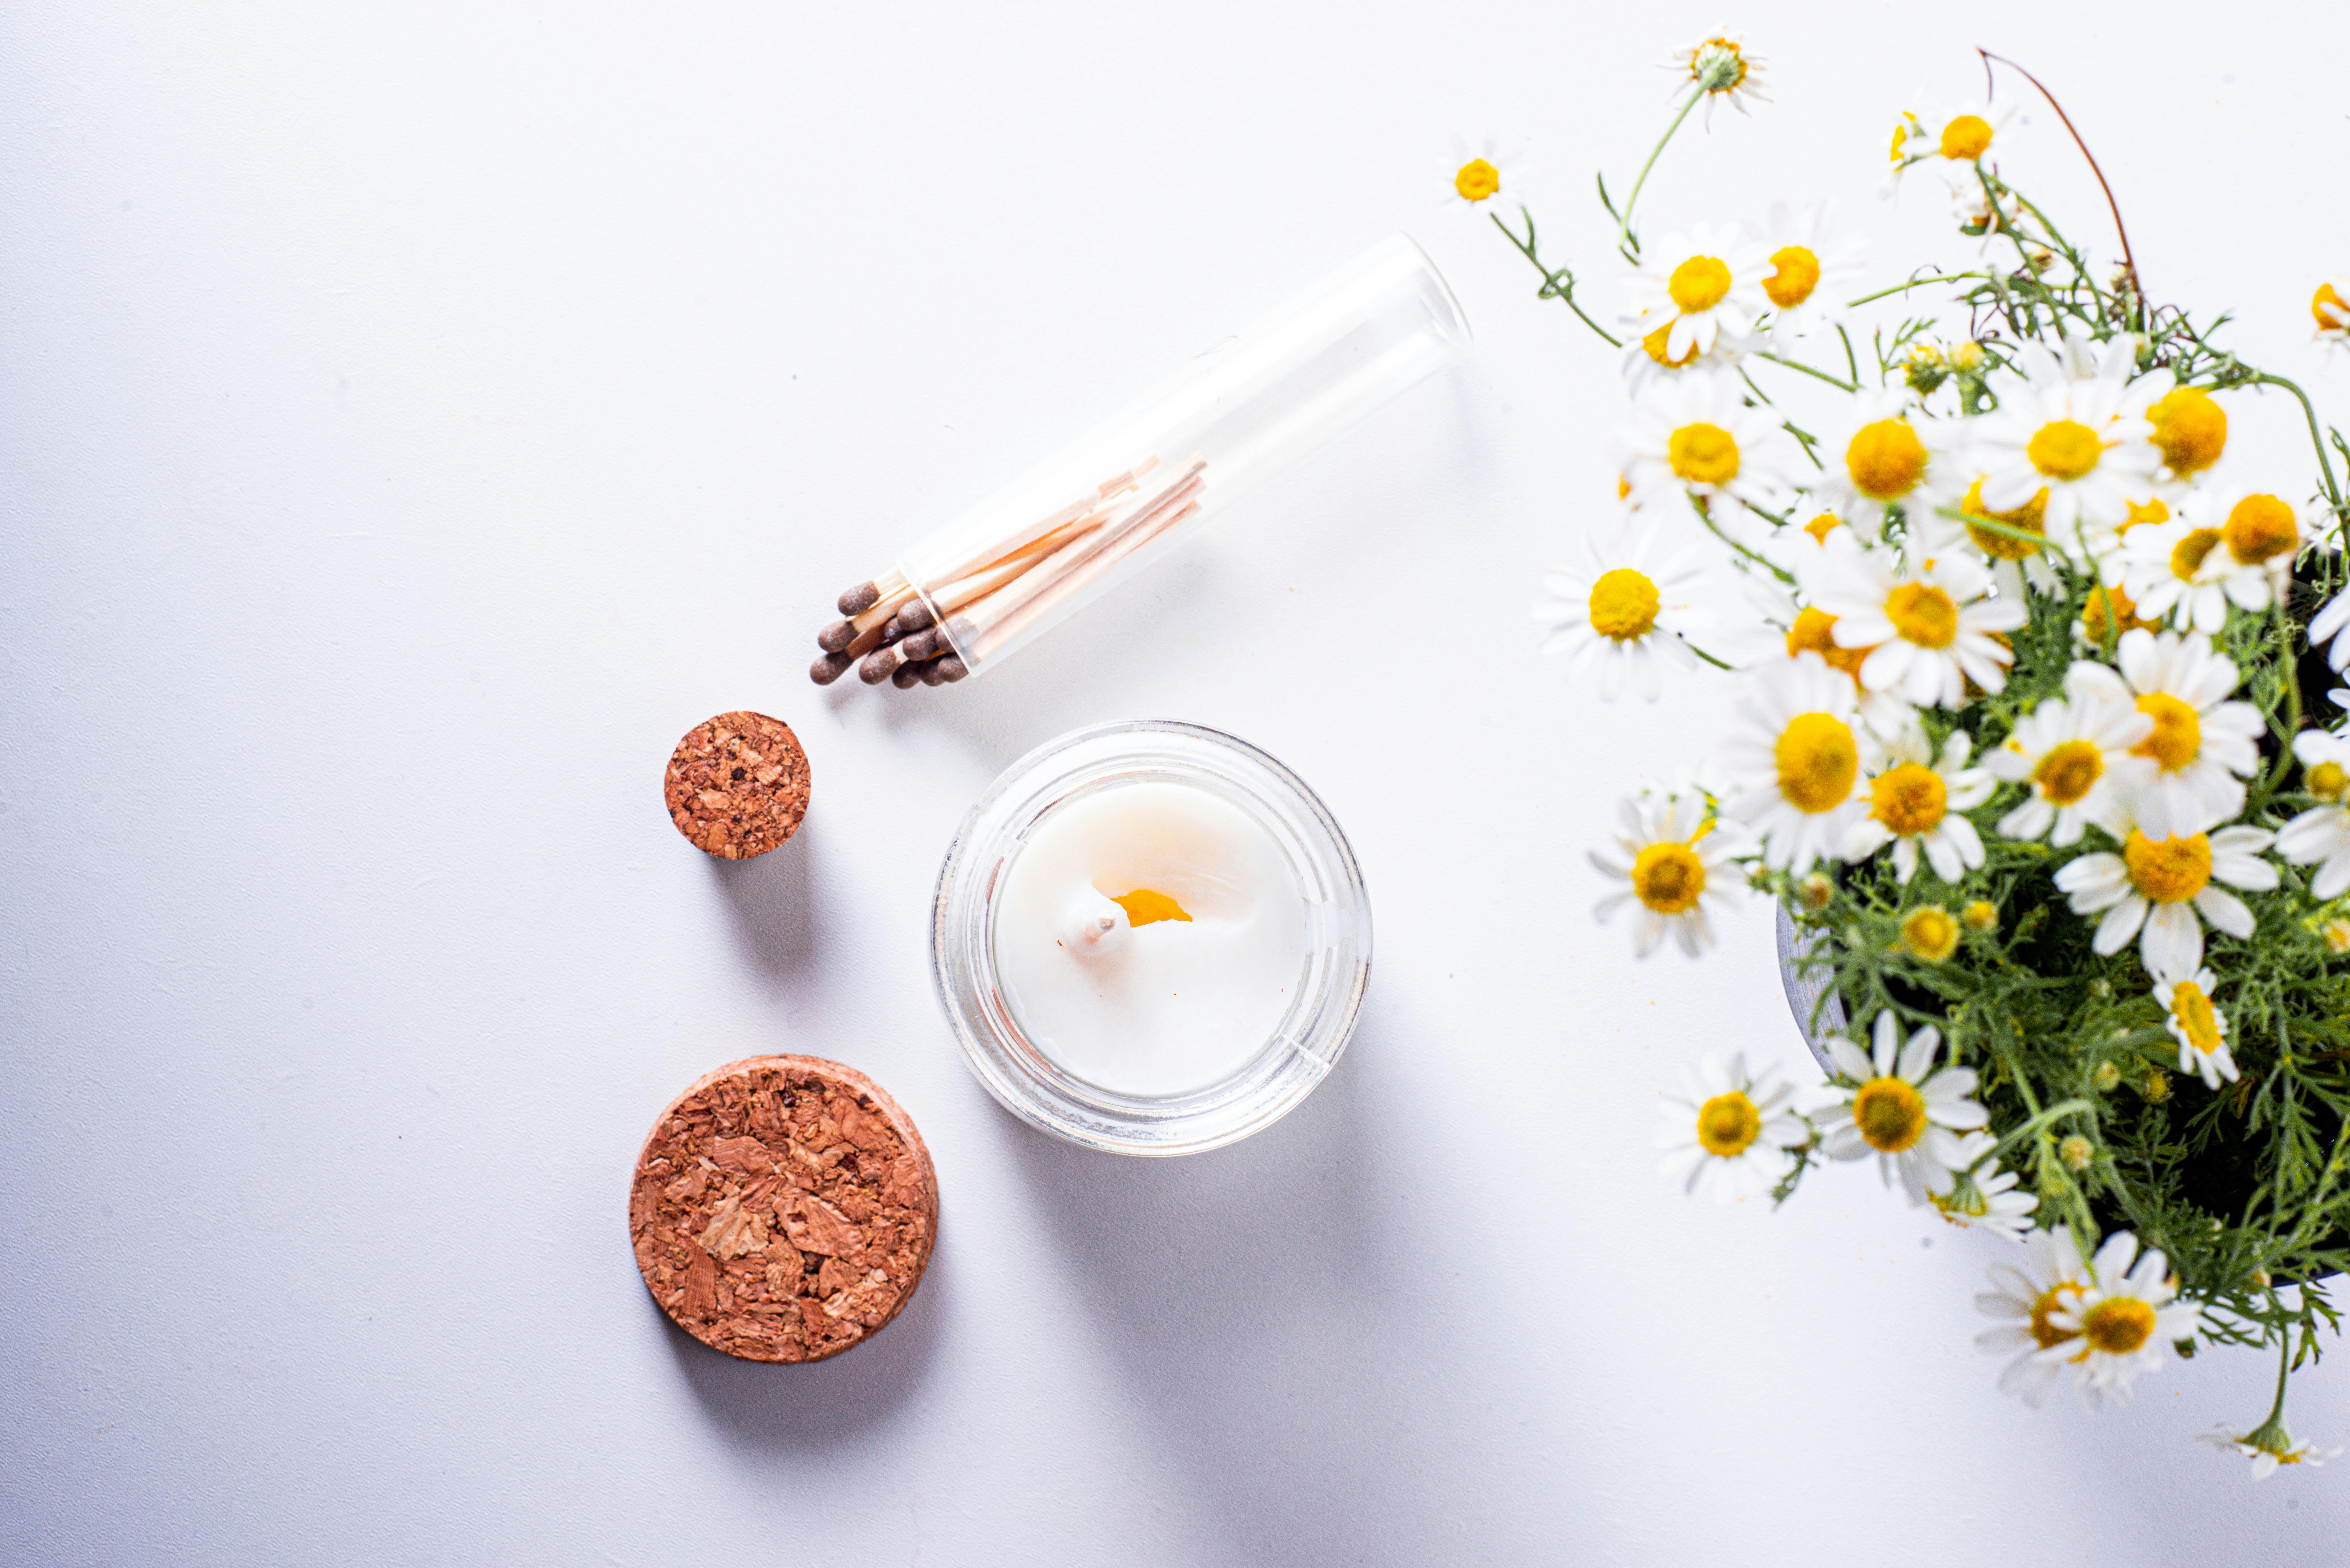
[898,628,939,663]
[837,581,881,617]
[629,1055,938,1364]
[891,598,936,634]
[890,658,925,689]
[815,619,857,654]
[809,651,853,686]
[663,711,810,859]
[936,656,968,683]
[918,658,950,687]
[857,646,899,684]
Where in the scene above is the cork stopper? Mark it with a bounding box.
[629,1056,939,1364]
[663,711,811,859]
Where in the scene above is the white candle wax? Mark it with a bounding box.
[993,780,1308,1097]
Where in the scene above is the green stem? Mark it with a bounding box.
[1616,90,1703,261]
[1755,351,1858,393]
[1836,324,1861,387]
[2260,595,2303,803]
[1983,1098,2094,1169]
[2250,372,2346,517]
[1489,209,1623,348]
[1846,273,1986,309]
[1687,494,1793,584]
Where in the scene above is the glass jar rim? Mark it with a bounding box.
[930,719,1372,1156]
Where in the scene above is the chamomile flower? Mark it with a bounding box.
[1535,529,1717,701]
[1620,372,1803,534]
[1655,1052,1808,1201]
[1718,652,1874,871]
[2140,379,2229,481]
[1985,668,2154,847]
[1976,1225,2093,1408]
[1929,1131,2039,1241]
[2040,1231,2201,1411]
[2274,730,2350,899]
[1950,181,2024,250]
[2115,519,2250,634]
[1816,1011,1988,1203]
[1773,593,1915,738]
[2314,276,2350,348]
[2198,1425,2340,1481]
[1625,226,1770,366]
[1668,34,1768,122]
[1750,202,1863,344]
[1889,95,2020,181]
[2151,965,2237,1089]
[2051,803,2277,974]
[1950,474,2062,598]
[1447,140,1526,216]
[1619,314,1752,393]
[2202,486,2314,583]
[1808,392,1956,529]
[1969,334,2163,560]
[1841,723,1992,883]
[1803,536,2028,708]
[1590,789,1747,957]
[2064,629,2264,838]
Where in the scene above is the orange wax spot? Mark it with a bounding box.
[1110,888,1193,927]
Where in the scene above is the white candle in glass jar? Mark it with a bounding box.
[992,780,1309,1097]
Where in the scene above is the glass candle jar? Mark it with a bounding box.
[931,720,1372,1155]
[888,235,1470,679]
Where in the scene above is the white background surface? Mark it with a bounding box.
[6,3,2349,1562]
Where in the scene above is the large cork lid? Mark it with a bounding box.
[629,1056,937,1363]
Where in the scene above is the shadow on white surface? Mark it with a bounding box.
[998,1004,1514,1560]
[707,822,823,976]
[651,1229,951,1445]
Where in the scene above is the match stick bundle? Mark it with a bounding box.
[810,453,1207,691]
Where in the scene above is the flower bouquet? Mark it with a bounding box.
[1469,36,2350,1474]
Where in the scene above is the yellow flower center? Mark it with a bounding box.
[1871,762,1948,836]
[1631,841,1707,915]
[1803,512,1841,544]
[1963,900,1999,931]
[1668,421,1740,486]
[2124,829,2212,904]
[2132,693,2202,772]
[1853,1077,1928,1152]
[1668,255,1735,313]
[1939,114,1994,161]
[2123,497,2171,532]
[2032,740,2104,806]
[2148,388,2226,476]
[2081,582,2153,643]
[1641,322,1701,368]
[2079,1295,2156,1357]
[2171,980,2222,1055]
[1775,712,1860,813]
[2028,1283,2084,1350]
[1454,158,1500,203]
[2027,419,2104,480]
[2309,760,2349,802]
[1694,1090,1762,1156]
[1885,582,1960,649]
[2315,282,2348,332]
[2168,527,2223,582]
[1961,476,2047,559]
[1588,568,1661,641]
[1786,607,1872,680]
[1900,905,1960,961]
[1846,418,1929,501]
[1763,245,1822,309]
[2223,494,2298,566]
